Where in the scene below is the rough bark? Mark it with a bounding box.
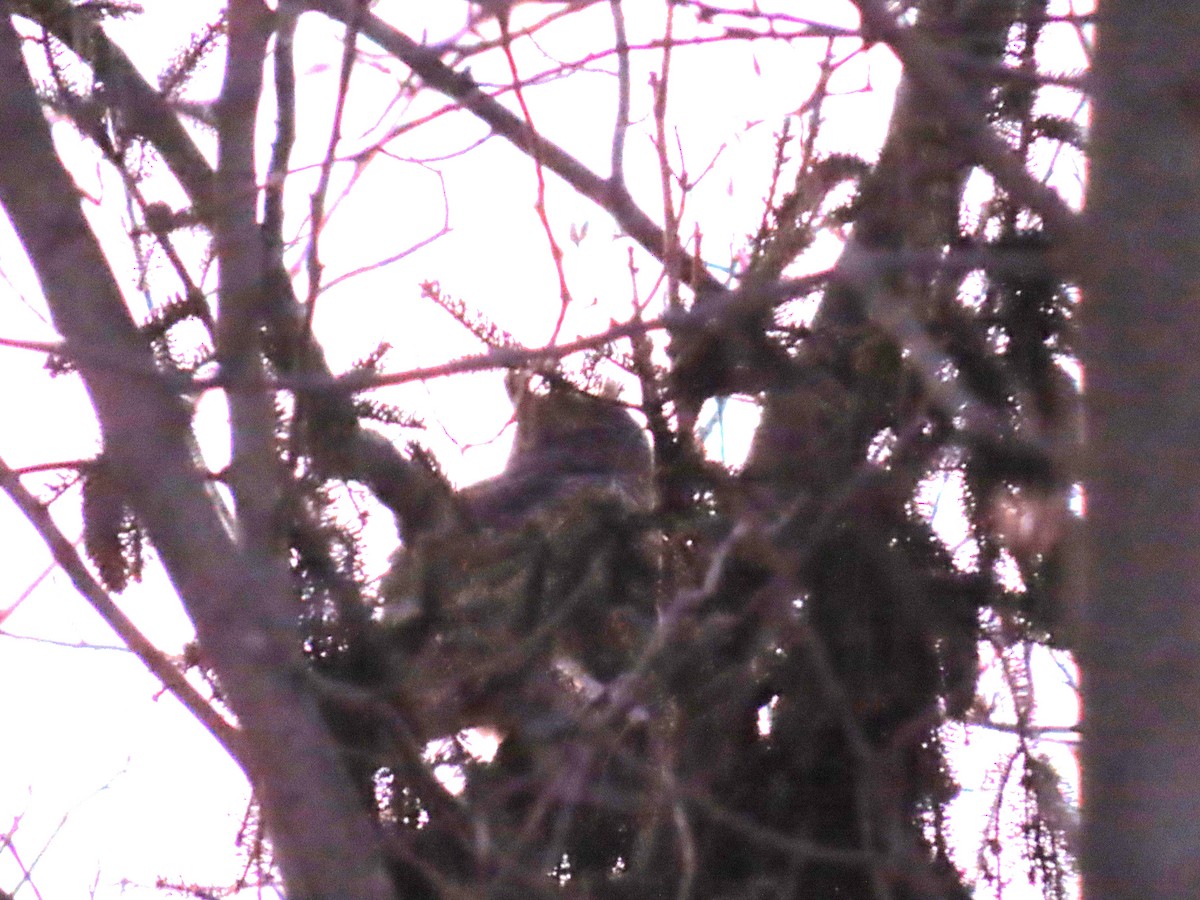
[1081,4,1200,897]
[0,6,395,898]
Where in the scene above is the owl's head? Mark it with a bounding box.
[462,372,653,527]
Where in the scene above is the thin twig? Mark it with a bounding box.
[0,454,242,758]
[609,0,630,187]
[494,9,575,344]
[303,0,366,339]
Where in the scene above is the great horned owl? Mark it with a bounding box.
[379,374,656,736]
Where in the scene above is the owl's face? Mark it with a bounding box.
[462,380,653,528]
[509,385,649,474]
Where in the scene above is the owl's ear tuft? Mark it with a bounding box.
[596,378,622,401]
[503,367,532,404]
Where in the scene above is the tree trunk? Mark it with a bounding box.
[1081,4,1200,897]
[0,6,396,897]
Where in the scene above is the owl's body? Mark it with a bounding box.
[378,376,655,735]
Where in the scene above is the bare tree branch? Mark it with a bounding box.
[302,0,726,295]
[851,0,1081,246]
[0,8,395,897]
[0,454,242,758]
[216,0,284,550]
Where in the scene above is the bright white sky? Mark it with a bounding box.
[0,2,1087,897]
